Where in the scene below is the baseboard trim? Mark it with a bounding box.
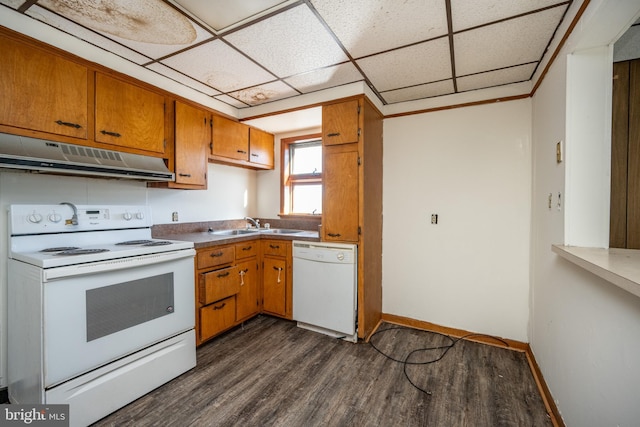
[379,313,564,427]
[525,346,564,427]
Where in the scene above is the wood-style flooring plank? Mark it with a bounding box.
[92,316,552,427]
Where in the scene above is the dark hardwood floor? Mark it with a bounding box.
[93,316,552,426]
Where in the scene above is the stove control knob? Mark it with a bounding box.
[27,212,43,224]
[48,212,62,223]
[123,212,133,221]
[135,211,144,220]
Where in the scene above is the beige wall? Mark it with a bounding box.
[382,99,532,341]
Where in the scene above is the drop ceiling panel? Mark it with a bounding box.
[214,94,249,108]
[25,5,151,65]
[146,63,221,96]
[161,39,276,93]
[454,5,567,76]
[451,0,568,32]
[2,0,23,8]
[310,0,448,58]
[357,37,452,92]
[381,80,455,104]
[224,4,349,77]
[284,62,364,93]
[172,0,289,32]
[227,81,299,106]
[37,0,213,59]
[456,63,538,92]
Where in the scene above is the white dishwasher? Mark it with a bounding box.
[293,241,358,342]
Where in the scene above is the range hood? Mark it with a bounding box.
[0,133,174,181]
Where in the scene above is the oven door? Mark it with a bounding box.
[43,251,195,388]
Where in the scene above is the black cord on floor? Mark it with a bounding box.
[369,326,510,396]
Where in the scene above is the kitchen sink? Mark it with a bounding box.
[209,229,260,236]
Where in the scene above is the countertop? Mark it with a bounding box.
[154,229,319,250]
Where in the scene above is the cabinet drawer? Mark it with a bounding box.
[235,241,257,260]
[200,296,236,341]
[197,246,235,270]
[200,266,239,304]
[262,240,288,257]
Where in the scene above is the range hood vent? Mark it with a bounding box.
[0,133,174,181]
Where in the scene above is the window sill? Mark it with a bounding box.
[552,245,640,298]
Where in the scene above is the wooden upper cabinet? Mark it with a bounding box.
[249,127,274,168]
[322,99,360,146]
[322,145,360,242]
[174,101,209,187]
[211,115,249,161]
[95,73,165,155]
[0,37,88,139]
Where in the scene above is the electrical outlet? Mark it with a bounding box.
[431,214,438,224]
[172,211,179,222]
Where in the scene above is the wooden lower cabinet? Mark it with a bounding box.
[195,238,293,346]
[263,257,287,316]
[261,240,292,319]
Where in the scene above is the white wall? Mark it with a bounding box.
[382,100,532,341]
[530,1,640,425]
[0,162,255,387]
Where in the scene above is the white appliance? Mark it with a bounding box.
[7,204,197,427]
[292,241,357,342]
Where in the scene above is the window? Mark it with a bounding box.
[281,133,322,216]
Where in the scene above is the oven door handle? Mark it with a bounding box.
[43,249,196,281]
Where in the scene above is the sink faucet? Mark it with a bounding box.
[245,216,260,229]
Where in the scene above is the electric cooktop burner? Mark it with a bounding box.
[54,249,110,256]
[41,247,80,252]
[116,240,174,247]
[116,240,154,245]
[143,241,173,246]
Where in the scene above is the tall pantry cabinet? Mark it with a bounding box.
[321,96,383,340]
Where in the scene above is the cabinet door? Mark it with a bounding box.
[211,115,249,161]
[200,296,236,342]
[249,127,274,168]
[0,37,88,139]
[263,257,286,317]
[323,145,359,242]
[236,259,260,321]
[175,101,209,186]
[322,99,359,146]
[95,73,165,154]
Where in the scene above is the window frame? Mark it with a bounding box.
[280,133,323,218]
